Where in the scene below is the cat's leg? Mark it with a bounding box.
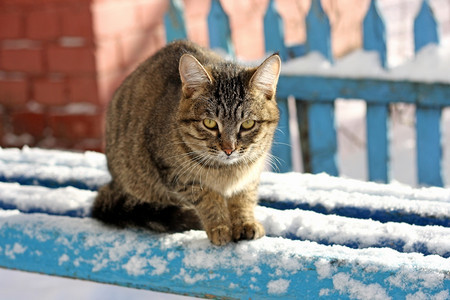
[227,187,265,242]
[92,181,202,232]
[188,189,233,246]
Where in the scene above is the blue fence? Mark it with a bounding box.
[165,0,450,187]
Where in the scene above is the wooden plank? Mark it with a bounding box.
[414,0,439,53]
[307,102,338,176]
[416,106,443,186]
[277,76,450,107]
[207,0,234,55]
[263,0,287,61]
[363,0,386,67]
[366,103,389,183]
[305,0,333,62]
[164,0,187,43]
[1,211,449,299]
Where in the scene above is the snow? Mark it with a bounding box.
[282,43,450,84]
[267,279,290,295]
[332,273,390,300]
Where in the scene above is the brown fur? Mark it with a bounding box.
[92,40,281,245]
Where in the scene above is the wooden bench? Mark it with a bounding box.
[0,147,449,299]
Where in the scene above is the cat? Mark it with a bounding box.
[92,40,281,246]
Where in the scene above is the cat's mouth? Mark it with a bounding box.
[217,153,242,165]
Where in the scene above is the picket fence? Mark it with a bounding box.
[166,0,450,187]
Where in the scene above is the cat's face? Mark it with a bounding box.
[176,54,281,167]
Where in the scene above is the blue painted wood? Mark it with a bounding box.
[271,98,292,172]
[1,212,449,299]
[286,44,306,58]
[414,0,439,53]
[303,0,337,176]
[366,104,389,183]
[307,103,338,176]
[305,0,333,62]
[263,0,291,172]
[1,148,449,297]
[277,76,450,107]
[207,0,234,55]
[164,0,187,43]
[362,1,389,183]
[263,0,288,61]
[416,106,443,187]
[363,0,387,67]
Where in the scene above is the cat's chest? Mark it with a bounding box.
[204,159,264,197]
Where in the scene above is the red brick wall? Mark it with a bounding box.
[0,0,167,151]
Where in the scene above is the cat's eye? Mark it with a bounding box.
[241,120,255,130]
[203,118,218,129]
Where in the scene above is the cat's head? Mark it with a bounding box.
[176,53,281,167]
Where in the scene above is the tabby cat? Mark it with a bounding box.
[92,40,281,246]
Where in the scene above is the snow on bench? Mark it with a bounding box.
[0,147,449,299]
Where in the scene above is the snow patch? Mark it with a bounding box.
[148,256,168,275]
[315,259,334,279]
[122,256,147,276]
[267,278,290,294]
[332,273,391,300]
[281,44,450,84]
[58,254,69,266]
[5,243,26,260]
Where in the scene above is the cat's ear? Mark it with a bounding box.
[179,54,212,98]
[250,54,281,100]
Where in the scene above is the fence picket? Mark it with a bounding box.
[307,103,338,176]
[416,107,443,186]
[363,0,389,183]
[208,0,234,55]
[414,0,443,186]
[263,0,288,61]
[301,0,338,175]
[414,0,439,53]
[164,0,187,43]
[305,0,333,62]
[263,0,291,172]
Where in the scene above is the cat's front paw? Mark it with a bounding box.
[208,225,232,246]
[233,221,265,241]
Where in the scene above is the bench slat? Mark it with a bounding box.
[1,210,449,299]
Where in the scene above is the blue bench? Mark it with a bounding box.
[0,147,449,299]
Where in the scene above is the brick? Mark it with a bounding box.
[68,76,99,104]
[0,48,44,73]
[47,45,96,74]
[33,78,67,105]
[0,12,24,39]
[10,110,46,137]
[26,9,60,40]
[0,79,28,107]
[61,6,93,38]
[48,113,103,140]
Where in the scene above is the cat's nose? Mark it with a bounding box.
[223,148,234,156]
